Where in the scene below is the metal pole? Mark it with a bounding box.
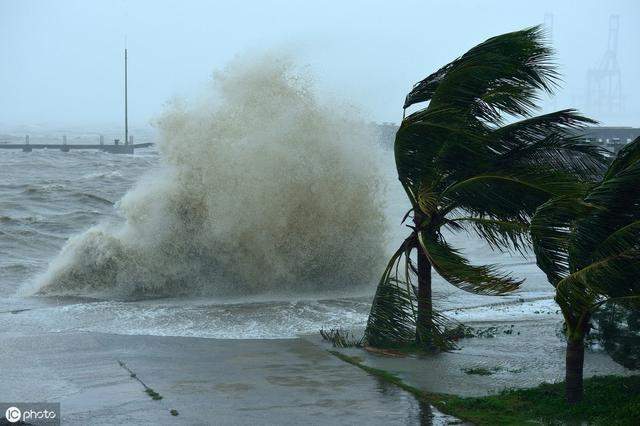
[125,48,128,146]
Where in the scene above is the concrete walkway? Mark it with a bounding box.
[0,331,462,425]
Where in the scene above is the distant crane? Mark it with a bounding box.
[587,15,623,115]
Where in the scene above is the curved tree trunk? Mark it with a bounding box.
[565,336,585,404]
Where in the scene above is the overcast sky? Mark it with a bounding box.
[1,0,638,131]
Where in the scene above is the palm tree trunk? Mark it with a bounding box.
[415,241,433,345]
[413,209,433,345]
[565,335,585,404]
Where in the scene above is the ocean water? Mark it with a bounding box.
[0,55,552,339]
[0,141,551,339]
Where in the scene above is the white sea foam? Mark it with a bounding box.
[32,53,388,299]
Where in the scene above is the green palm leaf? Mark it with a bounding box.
[592,220,640,260]
[604,136,640,180]
[569,150,640,270]
[405,26,558,124]
[364,237,455,349]
[532,136,640,317]
[530,196,596,285]
[365,240,416,346]
[555,249,640,307]
[450,216,530,254]
[420,233,523,295]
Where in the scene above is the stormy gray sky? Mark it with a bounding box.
[1,0,638,131]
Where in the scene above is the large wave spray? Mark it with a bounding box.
[33,54,389,299]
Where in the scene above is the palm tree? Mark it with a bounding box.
[364,27,606,349]
[531,136,640,403]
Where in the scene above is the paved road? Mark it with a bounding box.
[0,332,461,425]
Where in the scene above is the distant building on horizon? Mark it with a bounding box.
[374,123,640,156]
[579,126,640,155]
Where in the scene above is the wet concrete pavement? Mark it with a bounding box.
[322,317,633,398]
[0,331,462,425]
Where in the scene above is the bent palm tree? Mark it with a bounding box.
[365,27,606,349]
[531,136,640,403]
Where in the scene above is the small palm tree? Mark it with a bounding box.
[365,27,606,349]
[531,136,640,403]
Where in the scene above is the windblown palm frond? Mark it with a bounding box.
[555,249,640,308]
[604,136,640,180]
[365,242,417,346]
[492,111,604,179]
[530,196,596,285]
[420,233,523,294]
[570,159,640,269]
[532,136,640,312]
[449,216,531,255]
[404,26,558,124]
[364,237,455,349]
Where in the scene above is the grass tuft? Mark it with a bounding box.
[320,328,363,347]
[145,388,163,400]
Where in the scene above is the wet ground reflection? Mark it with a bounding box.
[373,376,467,425]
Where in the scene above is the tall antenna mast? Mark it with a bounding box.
[124,48,128,145]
